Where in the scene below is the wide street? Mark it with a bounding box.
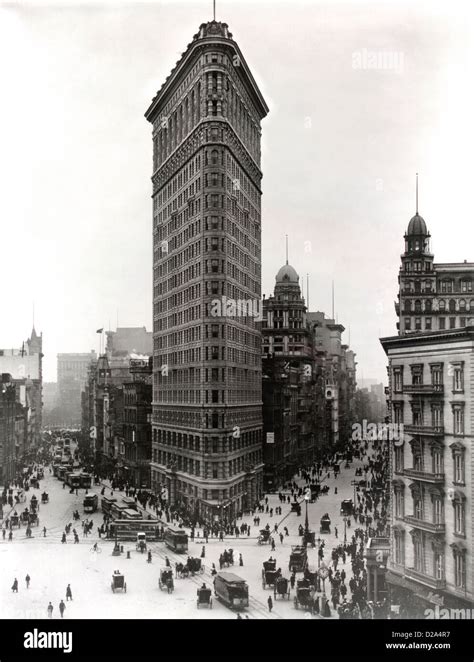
[1,448,374,620]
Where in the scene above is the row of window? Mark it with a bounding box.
[393,531,466,589]
[393,364,463,391]
[393,442,465,483]
[404,298,474,313]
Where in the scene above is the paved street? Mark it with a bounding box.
[0,446,375,619]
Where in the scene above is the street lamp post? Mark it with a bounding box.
[304,493,309,534]
[343,515,348,544]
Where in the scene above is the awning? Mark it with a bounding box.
[386,571,444,605]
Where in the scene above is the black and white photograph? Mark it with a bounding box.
[0,0,473,657]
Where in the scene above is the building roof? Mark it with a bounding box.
[275,263,299,284]
[406,213,428,236]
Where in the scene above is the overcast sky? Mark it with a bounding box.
[1,0,473,383]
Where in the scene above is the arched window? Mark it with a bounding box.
[439,300,446,312]
[414,281,421,293]
[415,300,422,313]
[211,149,219,165]
[425,299,432,313]
[449,299,456,313]
[404,300,412,313]
[459,299,466,312]
[470,299,474,311]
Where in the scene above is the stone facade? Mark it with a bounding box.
[146,20,269,524]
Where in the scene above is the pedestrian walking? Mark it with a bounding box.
[267,596,273,612]
[47,602,53,618]
[12,578,18,593]
[239,553,243,566]
[290,572,296,589]
[43,527,46,537]
[59,600,66,618]
[201,545,205,558]
[271,538,275,552]
[8,530,12,541]
[335,527,338,539]
[25,574,30,588]
[2,528,5,540]
[66,585,72,601]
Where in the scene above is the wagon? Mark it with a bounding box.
[111,572,126,593]
[291,502,301,514]
[289,546,307,573]
[187,557,204,575]
[274,575,290,600]
[29,512,39,526]
[10,514,20,528]
[262,567,280,589]
[257,529,271,545]
[320,515,331,534]
[340,500,353,516]
[159,568,174,593]
[136,532,147,552]
[197,585,213,609]
[41,492,49,504]
[294,579,315,611]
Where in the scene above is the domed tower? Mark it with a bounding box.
[397,175,436,335]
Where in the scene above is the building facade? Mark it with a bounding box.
[396,212,474,335]
[122,357,153,488]
[381,328,473,614]
[0,328,43,452]
[146,20,269,524]
[57,352,97,427]
[261,263,357,488]
[382,207,474,615]
[0,374,17,483]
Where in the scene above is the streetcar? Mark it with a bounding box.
[213,572,249,610]
[164,527,188,553]
[83,494,99,513]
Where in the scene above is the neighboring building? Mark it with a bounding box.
[308,311,357,448]
[81,329,153,476]
[262,262,357,488]
[0,328,43,450]
[0,374,17,483]
[146,20,269,524]
[382,205,474,616]
[395,207,474,335]
[381,327,473,615]
[57,352,97,427]
[106,328,152,357]
[262,263,315,487]
[122,357,153,487]
[43,382,58,411]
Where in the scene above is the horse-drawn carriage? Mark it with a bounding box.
[289,546,307,573]
[10,513,20,528]
[294,578,315,611]
[136,533,147,552]
[111,571,126,593]
[187,557,204,575]
[176,557,204,577]
[291,502,301,515]
[257,529,271,545]
[320,514,331,533]
[262,559,280,589]
[196,584,212,609]
[41,492,49,504]
[21,509,30,525]
[159,568,174,593]
[340,499,353,516]
[28,511,39,527]
[274,575,291,600]
[302,529,315,547]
